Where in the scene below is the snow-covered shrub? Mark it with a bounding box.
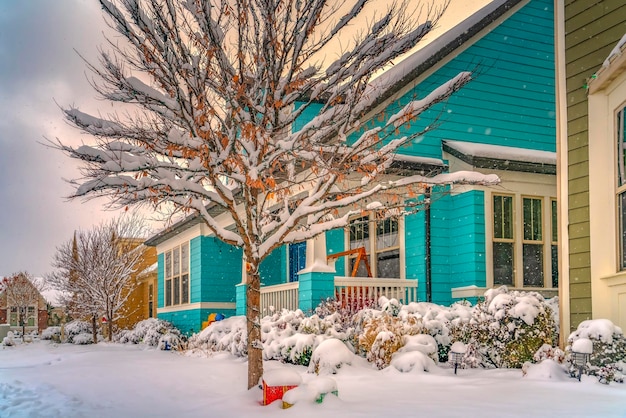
[2,332,15,347]
[567,319,626,384]
[308,338,355,375]
[452,287,558,368]
[41,326,61,342]
[390,351,436,374]
[72,333,95,345]
[64,320,95,344]
[358,313,421,369]
[186,316,248,357]
[116,318,183,350]
[533,344,565,364]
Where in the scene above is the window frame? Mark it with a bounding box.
[492,193,515,286]
[164,242,190,307]
[345,214,402,279]
[488,193,557,290]
[617,106,626,271]
[522,196,544,287]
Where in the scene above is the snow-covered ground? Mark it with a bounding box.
[1,341,625,418]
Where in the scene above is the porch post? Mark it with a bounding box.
[297,233,335,313]
[236,258,247,316]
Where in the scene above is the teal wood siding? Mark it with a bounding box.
[326,229,345,276]
[158,307,236,336]
[447,191,487,292]
[191,236,243,304]
[360,0,555,158]
[292,102,324,133]
[260,246,287,286]
[404,210,427,301]
[157,252,164,308]
[404,190,486,306]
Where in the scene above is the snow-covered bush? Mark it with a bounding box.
[41,327,61,342]
[358,313,421,369]
[2,332,15,347]
[567,319,626,384]
[308,338,355,375]
[186,316,248,357]
[533,344,566,364]
[452,287,558,368]
[72,333,95,345]
[65,320,95,344]
[115,318,183,351]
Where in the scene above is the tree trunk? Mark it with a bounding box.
[246,268,263,389]
[108,317,113,342]
[91,314,98,344]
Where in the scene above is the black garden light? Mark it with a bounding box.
[570,338,593,382]
[449,341,467,375]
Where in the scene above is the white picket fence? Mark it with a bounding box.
[260,277,418,314]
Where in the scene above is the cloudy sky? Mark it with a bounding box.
[0,0,490,278]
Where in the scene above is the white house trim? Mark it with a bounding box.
[157,302,236,314]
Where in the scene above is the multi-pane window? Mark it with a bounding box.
[493,195,514,285]
[164,242,190,306]
[523,197,544,287]
[348,215,400,278]
[9,307,18,326]
[617,107,626,270]
[492,194,557,289]
[551,199,558,287]
[148,284,154,318]
[288,242,306,282]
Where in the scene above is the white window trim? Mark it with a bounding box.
[486,191,557,289]
[164,242,190,307]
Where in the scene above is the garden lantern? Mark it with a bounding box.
[570,338,593,382]
[449,341,467,375]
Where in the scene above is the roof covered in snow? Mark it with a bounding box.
[443,140,556,174]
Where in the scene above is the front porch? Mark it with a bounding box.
[255,276,418,315]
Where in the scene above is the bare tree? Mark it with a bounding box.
[2,272,44,338]
[48,215,148,342]
[53,0,498,387]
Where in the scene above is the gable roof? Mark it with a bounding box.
[363,0,523,115]
[145,0,525,248]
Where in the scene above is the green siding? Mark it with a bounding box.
[197,236,243,303]
[564,0,626,330]
[357,0,555,160]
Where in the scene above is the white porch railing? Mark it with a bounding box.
[334,277,418,311]
[260,281,299,315]
[259,277,418,314]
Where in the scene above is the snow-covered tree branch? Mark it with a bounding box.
[52,0,498,388]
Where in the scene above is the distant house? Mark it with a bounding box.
[556,0,626,333]
[115,242,158,330]
[146,0,559,334]
[0,274,49,334]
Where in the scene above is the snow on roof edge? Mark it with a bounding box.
[443,140,556,165]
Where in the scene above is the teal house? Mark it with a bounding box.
[145,0,558,334]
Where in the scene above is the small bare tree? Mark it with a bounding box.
[48,215,148,342]
[2,272,44,337]
[53,0,498,387]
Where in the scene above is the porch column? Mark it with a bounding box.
[235,257,248,316]
[298,233,336,313]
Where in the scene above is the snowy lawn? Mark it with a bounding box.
[1,341,625,418]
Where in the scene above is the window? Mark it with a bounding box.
[493,194,514,285]
[523,197,543,287]
[27,307,36,327]
[288,242,306,282]
[164,242,190,306]
[9,307,18,326]
[347,215,400,278]
[148,284,154,318]
[618,107,626,270]
[491,194,557,289]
